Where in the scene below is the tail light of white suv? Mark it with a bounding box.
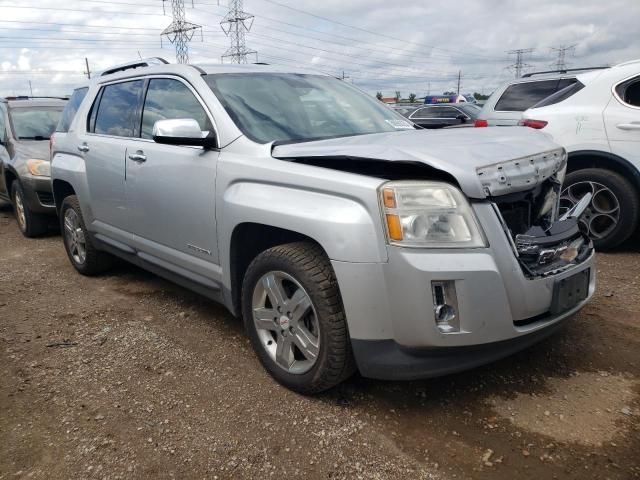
[519,119,548,129]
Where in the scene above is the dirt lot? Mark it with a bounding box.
[0,202,638,480]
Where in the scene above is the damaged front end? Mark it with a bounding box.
[478,149,593,278]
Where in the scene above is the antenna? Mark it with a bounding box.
[220,0,258,64]
[161,0,203,64]
[550,45,576,71]
[507,48,534,78]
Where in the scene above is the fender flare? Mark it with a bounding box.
[567,150,640,191]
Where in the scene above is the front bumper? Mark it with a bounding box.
[21,175,56,214]
[332,202,595,380]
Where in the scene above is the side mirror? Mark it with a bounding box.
[456,114,467,123]
[152,119,216,149]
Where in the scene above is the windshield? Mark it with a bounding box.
[9,106,63,140]
[204,73,415,144]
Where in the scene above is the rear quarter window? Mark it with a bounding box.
[494,79,576,112]
[531,81,585,109]
[615,76,640,107]
[56,87,88,133]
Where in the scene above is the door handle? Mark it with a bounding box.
[128,151,147,163]
[617,122,640,131]
[77,144,89,152]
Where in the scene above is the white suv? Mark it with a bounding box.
[521,60,640,249]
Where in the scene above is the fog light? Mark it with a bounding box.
[431,281,460,333]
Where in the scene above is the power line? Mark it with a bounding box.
[253,0,504,61]
[507,48,534,78]
[550,44,576,70]
[0,4,168,16]
[220,0,257,63]
[191,4,487,64]
[161,0,203,63]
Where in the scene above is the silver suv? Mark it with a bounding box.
[51,58,596,393]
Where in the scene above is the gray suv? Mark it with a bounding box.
[0,97,66,236]
[51,58,596,393]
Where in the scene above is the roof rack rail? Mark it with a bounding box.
[614,58,640,68]
[521,66,609,78]
[101,57,169,77]
[253,62,269,65]
[4,95,69,101]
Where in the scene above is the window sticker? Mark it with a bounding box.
[385,119,414,129]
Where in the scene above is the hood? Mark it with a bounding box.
[272,127,563,199]
[12,140,51,161]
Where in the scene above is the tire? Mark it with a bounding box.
[242,242,356,394]
[561,168,639,250]
[11,181,48,237]
[60,195,113,276]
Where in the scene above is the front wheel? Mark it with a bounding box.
[560,168,639,249]
[60,195,113,275]
[242,242,355,394]
[11,181,48,237]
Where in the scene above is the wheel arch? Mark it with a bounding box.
[3,166,18,194]
[227,222,323,317]
[567,150,640,195]
[52,179,77,215]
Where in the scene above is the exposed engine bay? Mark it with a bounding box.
[492,178,593,278]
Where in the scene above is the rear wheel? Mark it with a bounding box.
[11,181,48,237]
[60,195,113,275]
[242,242,355,394]
[560,168,639,249]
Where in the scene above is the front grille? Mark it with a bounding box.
[36,191,54,206]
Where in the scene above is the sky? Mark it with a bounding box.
[0,0,639,98]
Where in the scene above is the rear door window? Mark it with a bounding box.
[93,80,144,137]
[140,78,212,140]
[494,79,575,112]
[410,107,434,119]
[57,87,88,133]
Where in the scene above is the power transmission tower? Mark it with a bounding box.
[507,48,534,78]
[161,0,202,64]
[550,45,576,71]
[220,0,257,63]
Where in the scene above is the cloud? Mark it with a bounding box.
[0,0,638,97]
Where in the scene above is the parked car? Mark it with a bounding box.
[404,103,481,129]
[520,59,640,249]
[475,67,608,127]
[51,58,595,393]
[0,96,67,236]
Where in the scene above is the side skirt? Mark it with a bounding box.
[91,233,226,306]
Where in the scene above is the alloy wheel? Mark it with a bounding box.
[252,271,320,375]
[64,208,87,264]
[560,181,621,240]
[14,189,26,231]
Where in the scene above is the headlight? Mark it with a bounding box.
[380,181,487,248]
[26,159,51,177]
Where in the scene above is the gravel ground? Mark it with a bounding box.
[0,202,638,480]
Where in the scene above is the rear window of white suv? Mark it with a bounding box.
[495,78,576,112]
